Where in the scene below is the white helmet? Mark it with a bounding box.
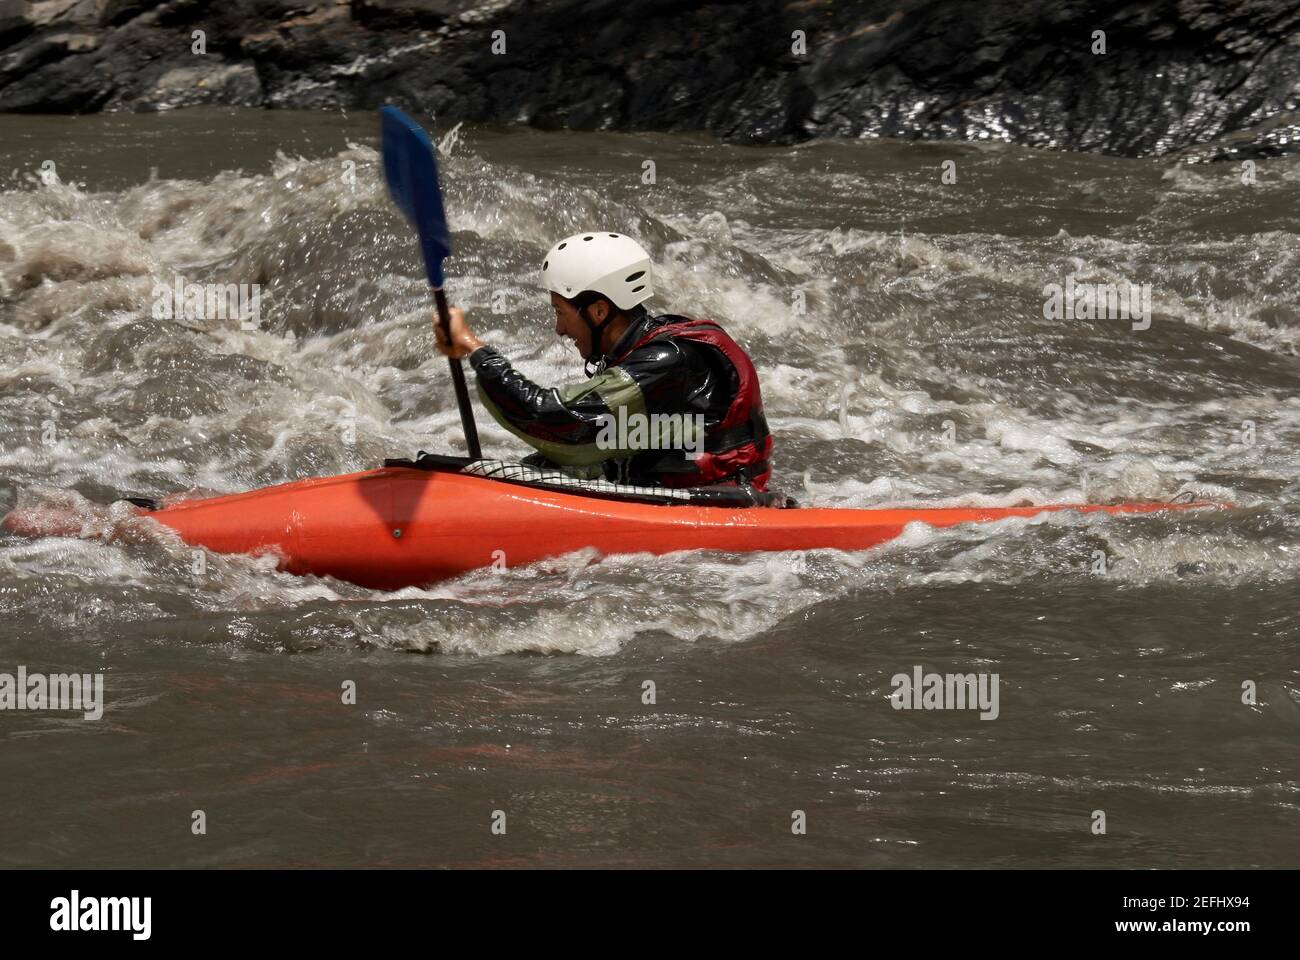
[540,231,653,310]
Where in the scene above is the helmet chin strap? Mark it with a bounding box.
[580,303,612,376]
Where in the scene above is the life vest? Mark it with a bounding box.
[612,318,773,490]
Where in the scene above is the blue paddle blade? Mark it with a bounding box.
[380,105,451,288]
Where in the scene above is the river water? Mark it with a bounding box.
[1,108,1296,868]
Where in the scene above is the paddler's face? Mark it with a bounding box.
[551,293,610,357]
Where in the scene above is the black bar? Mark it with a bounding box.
[1,869,1284,946]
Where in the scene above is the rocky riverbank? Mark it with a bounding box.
[2,0,1299,160]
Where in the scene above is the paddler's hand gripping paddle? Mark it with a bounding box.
[380,105,482,459]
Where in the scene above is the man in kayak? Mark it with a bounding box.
[434,232,773,490]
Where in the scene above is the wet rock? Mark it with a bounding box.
[26,0,98,28]
[351,0,470,29]
[0,0,32,47]
[0,0,1298,159]
[98,0,167,27]
[47,30,98,50]
[140,59,263,109]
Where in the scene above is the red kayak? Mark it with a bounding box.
[2,458,1221,590]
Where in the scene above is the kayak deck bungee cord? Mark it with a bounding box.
[1,453,1223,591]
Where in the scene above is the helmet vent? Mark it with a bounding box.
[583,235,593,241]
[558,242,567,249]
[609,233,619,238]
[625,271,645,282]
[543,260,549,269]
[630,285,645,293]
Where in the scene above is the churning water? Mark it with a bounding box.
[1,109,1296,867]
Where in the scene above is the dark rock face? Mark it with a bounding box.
[1,0,1298,159]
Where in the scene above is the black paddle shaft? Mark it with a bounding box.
[433,287,483,459]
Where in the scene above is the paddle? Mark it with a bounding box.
[380,105,482,459]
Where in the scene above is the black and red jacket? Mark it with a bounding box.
[468,313,773,490]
